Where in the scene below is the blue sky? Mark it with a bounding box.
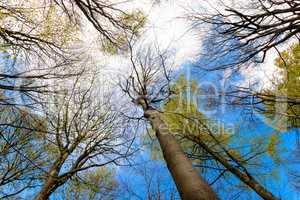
[2,36,298,200]
[1,1,299,199]
[113,37,300,199]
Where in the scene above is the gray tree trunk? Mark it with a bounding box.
[190,135,280,200]
[144,108,219,200]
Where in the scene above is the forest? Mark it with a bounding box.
[0,0,299,199]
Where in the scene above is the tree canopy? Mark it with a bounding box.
[0,1,300,199]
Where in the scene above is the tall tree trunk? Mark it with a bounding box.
[189,135,280,200]
[34,157,67,200]
[144,108,219,200]
[34,167,60,200]
[34,178,57,200]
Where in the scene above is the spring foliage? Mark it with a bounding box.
[263,43,300,130]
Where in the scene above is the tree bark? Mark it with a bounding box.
[34,167,59,200]
[189,135,280,200]
[34,157,67,200]
[34,179,56,200]
[144,108,219,200]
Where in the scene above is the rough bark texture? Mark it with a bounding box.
[144,109,219,200]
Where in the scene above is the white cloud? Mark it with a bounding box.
[77,1,205,81]
[137,0,202,65]
[75,0,297,92]
[192,0,297,90]
[239,37,298,91]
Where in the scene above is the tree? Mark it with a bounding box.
[56,166,118,200]
[0,0,145,107]
[33,73,135,200]
[0,0,141,54]
[263,42,300,130]
[229,42,300,132]
[0,1,145,198]
[144,75,280,200]
[118,158,179,200]
[0,100,46,198]
[120,43,219,200]
[53,0,144,45]
[0,0,79,107]
[190,0,300,69]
